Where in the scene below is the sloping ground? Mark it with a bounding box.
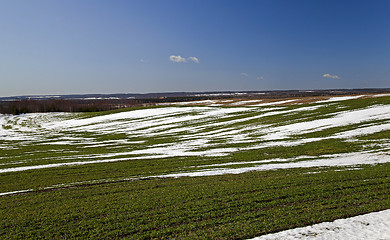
[1,94,390,178]
[1,95,390,238]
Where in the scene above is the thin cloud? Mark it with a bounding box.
[257,76,264,80]
[322,73,340,79]
[240,72,249,77]
[169,55,187,63]
[170,55,200,63]
[188,56,199,63]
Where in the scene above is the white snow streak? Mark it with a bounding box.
[315,95,364,103]
[154,151,390,178]
[249,99,297,106]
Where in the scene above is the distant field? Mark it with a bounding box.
[1,94,390,239]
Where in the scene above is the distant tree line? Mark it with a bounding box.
[2,88,390,115]
[0,97,213,115]
[0,99,145,115]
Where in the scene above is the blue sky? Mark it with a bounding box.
[1,0,389,97]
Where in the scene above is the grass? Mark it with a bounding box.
[1,163,389,239]
[1,96,390,239]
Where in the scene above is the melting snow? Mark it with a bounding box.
[249,99,297,106]
[261,105,390,140]
[230,100,263,105]
[315,95,364,103]
[250,209,390,240]
[153,151,390,178]
[1,95,390,175]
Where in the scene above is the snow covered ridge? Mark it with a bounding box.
[250,209,390,240]
[157,93,390,107]
[1,95,390,174]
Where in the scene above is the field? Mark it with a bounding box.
[1,94,390,239]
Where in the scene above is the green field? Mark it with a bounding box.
[1,96,390,239]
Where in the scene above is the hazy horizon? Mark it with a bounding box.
[1,0,389,97]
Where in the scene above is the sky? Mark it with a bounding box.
[0,0,389,97]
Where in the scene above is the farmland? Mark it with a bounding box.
[1,94,390,239]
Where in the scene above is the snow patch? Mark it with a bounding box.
[249,99,297,106]
[251,209,390,240]
[315,95,364,103]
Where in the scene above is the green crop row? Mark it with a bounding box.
[1,163,389,239]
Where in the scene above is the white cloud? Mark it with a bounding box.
[322,73,340,79]
[188,56,199,63]
[169,55,187,63]
[257,76,264,80]
[140,59,146,63]
[240,72,249,77]
[170,55,200,63]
